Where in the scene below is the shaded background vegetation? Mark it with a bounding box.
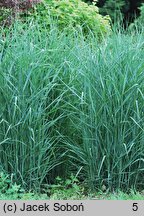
[85,0,143,24]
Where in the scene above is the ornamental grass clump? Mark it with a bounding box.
[0,21,144,192]
[0,23,70,190]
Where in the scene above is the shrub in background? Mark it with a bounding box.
[0,0,111,40]
[25,0,111,39]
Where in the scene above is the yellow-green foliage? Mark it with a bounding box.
[33,0,111,38]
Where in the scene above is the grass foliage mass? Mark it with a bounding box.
[0,20,144,195]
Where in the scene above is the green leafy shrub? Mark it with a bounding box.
[26,0,111,39]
